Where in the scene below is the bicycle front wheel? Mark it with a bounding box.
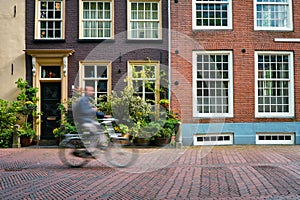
[105,141,138,168]
[59,139,90,168]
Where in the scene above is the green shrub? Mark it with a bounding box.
[53,100,77,138]
[0,99,17,148]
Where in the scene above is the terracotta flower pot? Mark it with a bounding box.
[154,137,170,146]
[133,137,150,146]
[20,136,32,147]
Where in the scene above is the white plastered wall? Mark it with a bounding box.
[0,0,26,101]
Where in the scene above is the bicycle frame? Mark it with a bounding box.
[59,118,137,168]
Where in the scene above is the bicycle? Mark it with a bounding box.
[58,118,138,168]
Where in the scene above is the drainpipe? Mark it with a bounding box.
[168,0,182,148]
[168,0,171,110]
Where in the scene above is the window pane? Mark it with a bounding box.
[97,66,107,78]
[84,66,95,78]
[97,81,107,92]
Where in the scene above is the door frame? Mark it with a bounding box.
[26,49,74,141]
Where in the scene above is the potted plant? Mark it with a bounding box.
[18,124,36,147]
[152,110,180,146]
[14,78,40,147]
[98,87,152,144]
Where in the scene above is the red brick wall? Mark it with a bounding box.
[171,0,300,123]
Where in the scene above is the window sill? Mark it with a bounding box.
[193,114,234,118]
[254,28,294,32]
[255,114,295,118]
[77,39,114,43]
[126,39,164,44]
[192,28,233,32]
[33,39,65,43]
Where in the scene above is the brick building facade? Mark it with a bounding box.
[22,0,300,145]
[170,0,300,145]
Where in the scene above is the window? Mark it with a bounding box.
[36,0,64,39]
[128,1,161,39]
[254,0,293,31]
[192,0,232,30]
[40,66,61,79]
[193,51,233,118]
[256,132,294,145]
[194,133,233,145]
[79,0,113,39]
[80,62,111,103]
[255,51,294,118]
[128,62,160,104]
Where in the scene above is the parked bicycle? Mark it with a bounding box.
[58,118,137,168]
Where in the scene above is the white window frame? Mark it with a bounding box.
[127,61,160,104]
[193,51,233,118]
[255,51,294,118]
[192,0,232,30]
[79,0,113,39]
[79,61,112,103]
[256,132,295,145]
[127,0,162,40]
[35,0,65,39]
[254,0,293,31]
[194,133,233,146]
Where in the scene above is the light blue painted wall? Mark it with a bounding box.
[182,122,300,145]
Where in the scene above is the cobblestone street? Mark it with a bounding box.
[0,145,300,199]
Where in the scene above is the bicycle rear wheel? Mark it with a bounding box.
[59,139,90,168]
[104,141,138,168]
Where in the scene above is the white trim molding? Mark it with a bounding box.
[32,56,36,76]
[274,38,300,42]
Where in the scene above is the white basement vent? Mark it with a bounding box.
[193,133,233,146]
[256,132,295,145]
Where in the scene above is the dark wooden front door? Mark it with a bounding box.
[41,82,61,140]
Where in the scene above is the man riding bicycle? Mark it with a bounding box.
[72,86,110,158]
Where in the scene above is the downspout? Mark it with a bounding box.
[168,0,171,109]
[168,0,182,148]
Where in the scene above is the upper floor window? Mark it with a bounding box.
[255,51,294,118]
[128,1,161,40]
[192,0,232,30]
[80,61,112,103]
[254,0,293,31]
[193,51,233,118]
[36,0,64,39]
[79,0,113,39]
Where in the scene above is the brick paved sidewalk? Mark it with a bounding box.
[0,145,300,199]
